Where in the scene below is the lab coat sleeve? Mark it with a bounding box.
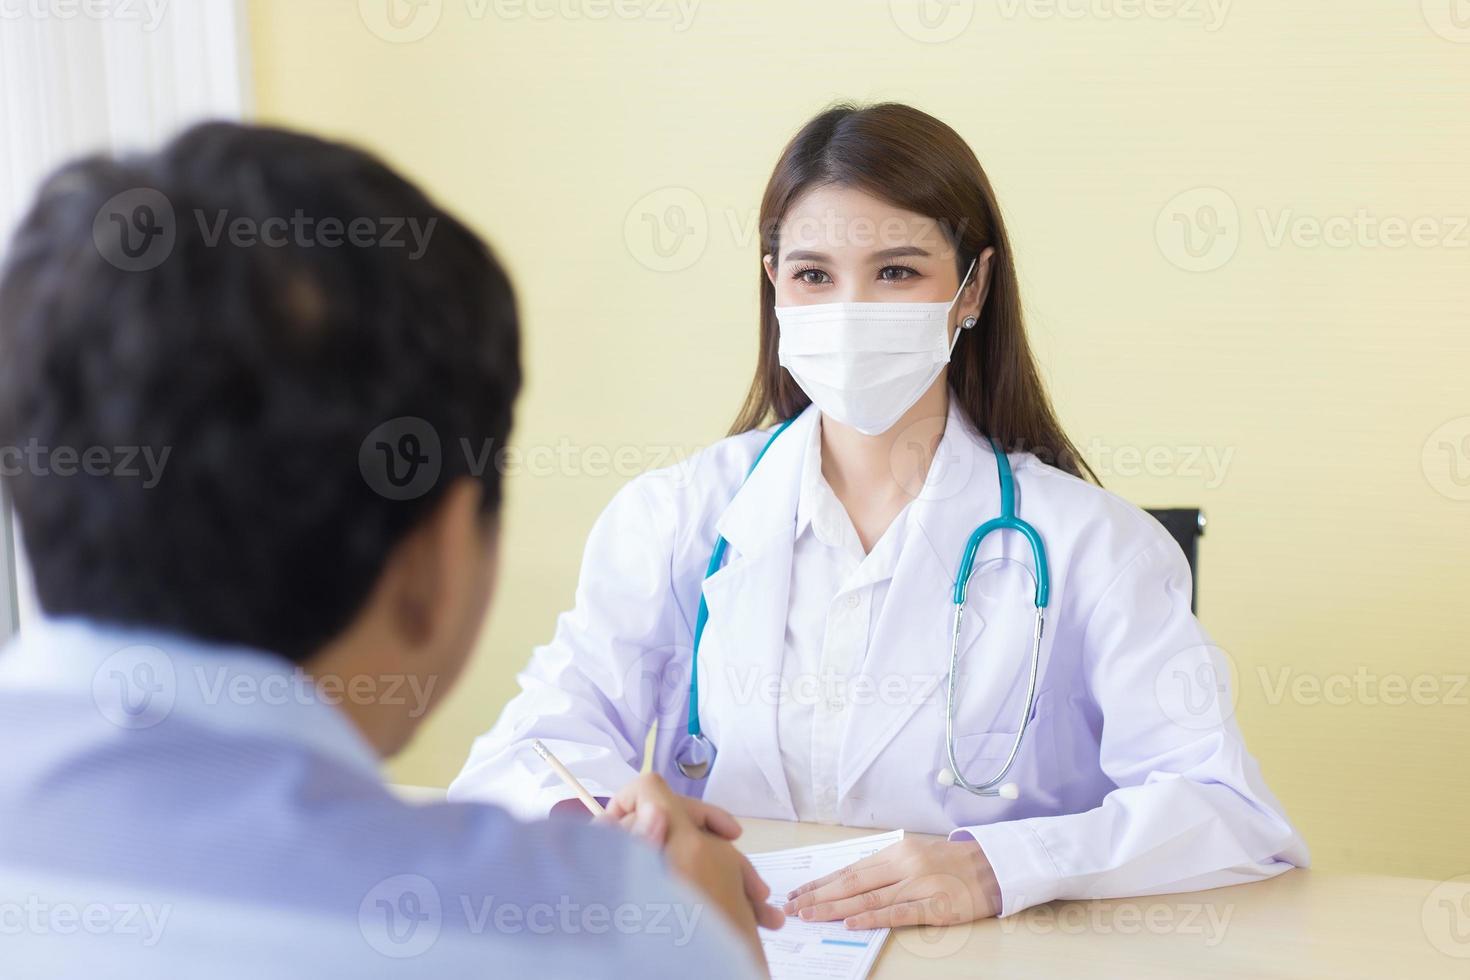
[448,474,681,819]
[951,538,1310,917]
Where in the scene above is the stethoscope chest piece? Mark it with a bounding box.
[674,732,716,780]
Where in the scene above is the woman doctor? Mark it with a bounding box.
[450,103,1307,927]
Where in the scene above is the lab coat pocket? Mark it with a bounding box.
[939,688,1056,821]
[943,730,1020,783]
[939,731,1025,824]
[947,558,1045,735]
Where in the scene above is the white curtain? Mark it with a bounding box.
[0,0,252,635]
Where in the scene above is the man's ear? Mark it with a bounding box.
[763,253,778,288]
[380,477,488,651]
[959,246,997,324]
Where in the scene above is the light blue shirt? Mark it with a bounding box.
[0,618,756,978]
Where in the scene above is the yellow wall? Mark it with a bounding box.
[247,0,1470,881]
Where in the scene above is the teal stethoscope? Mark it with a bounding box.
[674,415,1049,799]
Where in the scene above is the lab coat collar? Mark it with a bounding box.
[718,399,985,554]
[0,616,385,781]
[700,406,814,819]
[713,404,817,558]
[793,409,822,542]
[708,397,1004,640]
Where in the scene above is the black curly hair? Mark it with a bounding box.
[0,122,522,662]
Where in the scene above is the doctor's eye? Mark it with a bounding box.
[877,264,920,282]
[791,265,832,285]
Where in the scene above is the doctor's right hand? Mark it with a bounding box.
[602,774,783,965]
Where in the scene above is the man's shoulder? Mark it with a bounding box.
[0,708,752,976]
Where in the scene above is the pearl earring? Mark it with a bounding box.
[961,315,978,329]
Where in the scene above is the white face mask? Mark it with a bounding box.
[775,259,977,436]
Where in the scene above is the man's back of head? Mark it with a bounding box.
[0,123,755,978]
[1,121,519,668]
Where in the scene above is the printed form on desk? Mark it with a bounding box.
[748,830,904,980]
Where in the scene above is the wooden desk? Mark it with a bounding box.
[735,817,1470,979]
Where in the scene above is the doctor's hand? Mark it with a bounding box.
[601,775,783,961]
[783,838,1002,930]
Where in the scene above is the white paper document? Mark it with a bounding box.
[747,830,905,980]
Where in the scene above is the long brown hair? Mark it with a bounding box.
[729,102,1099,485]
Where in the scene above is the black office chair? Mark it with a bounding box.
[1143,508,1206,613]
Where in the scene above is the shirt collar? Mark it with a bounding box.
[794,413,828,537]
[793,416,865,558]
[794,407,962,585]
[0,616,384,780]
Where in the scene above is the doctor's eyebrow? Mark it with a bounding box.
[869,245,933,260]
[780,245,934,264]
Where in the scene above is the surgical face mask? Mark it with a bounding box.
[774,259,977,436]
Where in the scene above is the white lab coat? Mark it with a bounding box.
[450,404,1308,915]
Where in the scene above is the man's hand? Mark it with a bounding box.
[783,837,1002,929]
[603,786,745,847]
[601,774,783,966]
